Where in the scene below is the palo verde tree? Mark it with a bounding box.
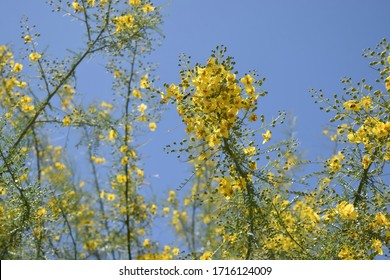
[0,0,389,260]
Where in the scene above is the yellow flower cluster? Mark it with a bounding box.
[327,151,344,172]
[163,57,259,148]
[336,201,358,220]
[113,14,135,33]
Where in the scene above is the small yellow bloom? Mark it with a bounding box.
[121,156,129,165]
[200,251,212,260]
[142,4,155,13]
[107,193,115,201]
[362,155,371,169]
[343,100,361,111]
[37,208,47,216]
[386,76,390,91]
[172,247,180,255]
[149,122,157,132]
[338,247,353,259]
[29,52,41,62]
[140,75,150,88]
[132,89,142,99]
[23,35,32,42]
[72,2,84,12]
[13,63,23,72]
[375,212,388,226]
[108,129,117,141]
[336,201,358,220]
[138,103,147,114]
[129,0,141,6]
[262,130,271,144]
[62,116,71,126]
[372,239,383,255]
[240,74,255,86]
[143,239,150,247]
[114,70,121,78]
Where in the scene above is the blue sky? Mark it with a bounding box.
[1,0,390,255]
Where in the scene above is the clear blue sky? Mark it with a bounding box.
[1,0,389,254]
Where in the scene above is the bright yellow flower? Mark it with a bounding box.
[172,247,179,255]
[375,212,388,226]
[338,247,353,259]
[142,4,155,13]
[138,103,147,114]
[140,75,149,88]
[336,201,358,220]
[37,208,47,216]
[262,130,271,144]
[200,251,212,260]
[108,129,117,141]
[24,35,32,42]
[362,154,371,169]
[129,0,141,6]
[143,239,150,247]
[63,84,75,94]
[13,63,23,72]
[149,122,157,131]
[240,74,255,86]
[327,151,344,172]
[62,116,71,126]
[107,193,115,201]
[121,156,129,165]
[29,52,41,62]
[343,100,361,111]
[386,76,390,91]
[372,239,383,255]
[133,89,142,98]
[87,0,95,7]
[360,96,372,111]
[72,2,84,12]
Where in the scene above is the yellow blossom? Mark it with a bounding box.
[23,35,32,42]
[29,52,41,62]
[149,122,157,131]
[142,4,155,13]
[343,100,361,111]
[360,96,372,110]
[138,103,147,114]
[72,2,84,12]
[172,247,179,255]
[375,212,388,226]
[372,239,383,255]
[116,174,127,183]
[133,89,142,98]
[129,0,141,6]
[338,247,353,259]
[37,208,47,216]
[200,251,212,260]
[240,74,255,86]
[62,116,71,126]
[113,14,134,33]
[121,156,128,165]
[107,193,115,201]
[336,201,358,220]
[386,76,390,91]
[108,129,117,141]
[327,151,344,172]
[140,75,149,88]
[13,63,23,72]
[362,154,371,169]
[143,239,150,247]
[262,130,271,144]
